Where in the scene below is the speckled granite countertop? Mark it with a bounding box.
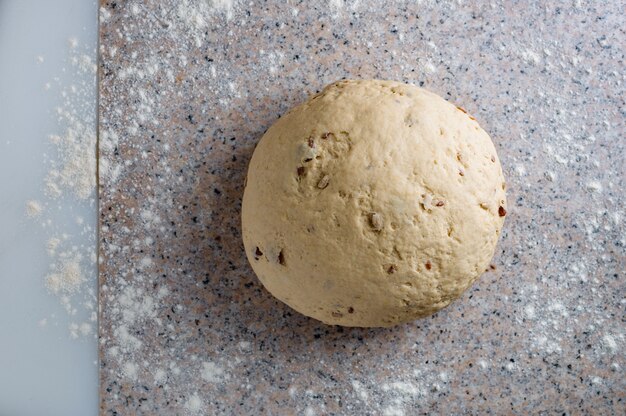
[98,1,625,414]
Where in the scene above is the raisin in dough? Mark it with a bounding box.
[242,80,506,327]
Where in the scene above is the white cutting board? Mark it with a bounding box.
[0,1,98,415]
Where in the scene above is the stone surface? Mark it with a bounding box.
[99,1,625,414]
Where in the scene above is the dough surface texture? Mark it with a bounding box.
[242,79,506,327]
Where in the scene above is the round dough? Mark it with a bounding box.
[242,79,506,327]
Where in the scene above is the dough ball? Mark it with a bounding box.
[242,79,506,327]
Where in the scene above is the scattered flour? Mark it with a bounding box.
[201,361,226,383]
[383,381,420,397]
[586,180,603,193]
[602,334,618,354]
[351,380,369,400]
[167,0,237,46]
[46,237,61,255]
[123,362,139,380]
[46,257,84,294]
[186,393,203,412]
[328,0,344,13]
[25,36,97,339]
[68,322,92,339]
[520,48,541,65]
[44,117,96,200]
[139,256,153,268]
[25,200,43,217]
[382,406,405,416]
[154,368,167,383]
